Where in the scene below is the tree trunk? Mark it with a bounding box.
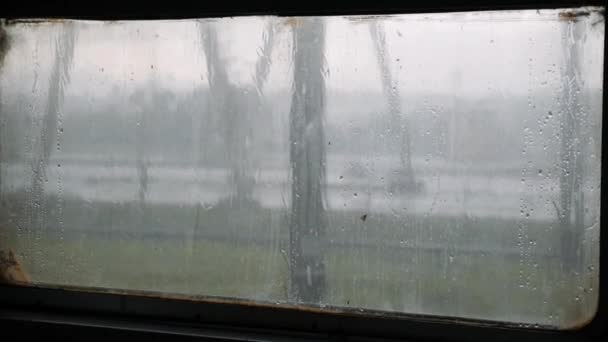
[559,17,584,270]
[369,22,414,186]
[288,18,328,303]
[0,23,10,194]
[135,101,148,210]
[30,24,76,231]
[200,23,253,204]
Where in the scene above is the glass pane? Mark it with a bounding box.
[0,7,604,328]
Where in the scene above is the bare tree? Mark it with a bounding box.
[136,113,148,208]
[129,88,150,210]
[198,21,275,205]
[557,13,585,270]
[30,23,76,219]
[288,18,328,303]
[0,22,10,194]
[369,22,418,192]
[253,22,276,97]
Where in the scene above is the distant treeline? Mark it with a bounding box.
[1,82,602,169]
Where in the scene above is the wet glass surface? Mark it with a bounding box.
[0,7,604,328]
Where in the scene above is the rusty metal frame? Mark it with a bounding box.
[0,0,605,19]
[0,0,606,341]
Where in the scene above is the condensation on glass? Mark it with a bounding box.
[0,7,604,329]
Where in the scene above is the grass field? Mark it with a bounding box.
[0,192,599,329]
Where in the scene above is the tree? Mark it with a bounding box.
[30,23,76,228]
[130,91,147,209]
[557,13,585,271]
[129,86,171,210]
[368,22,418,192]
[198,21,275,205]
[288,18,328,303]
[0,22,10,194]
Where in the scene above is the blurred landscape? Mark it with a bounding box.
[0,11,604,328]
[0,86,601,327]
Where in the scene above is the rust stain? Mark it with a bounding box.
[558,9,594,22]
[24,282,351,316]
[5,18,69,26]
[0,22,10,69]
[6,18,128,26]
[346,15,395,22]
[0,249,31,285]
[281,17,300,29]
[562,305,598,331]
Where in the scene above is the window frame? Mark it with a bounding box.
[0,1,606,341]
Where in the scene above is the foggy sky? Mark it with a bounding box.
[1,7,604,105]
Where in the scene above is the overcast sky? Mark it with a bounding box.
[2,7,604,102]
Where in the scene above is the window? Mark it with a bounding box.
[0,3,605,338]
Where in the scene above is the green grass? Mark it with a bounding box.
[0,193,599,328]
[3,232,288,301]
